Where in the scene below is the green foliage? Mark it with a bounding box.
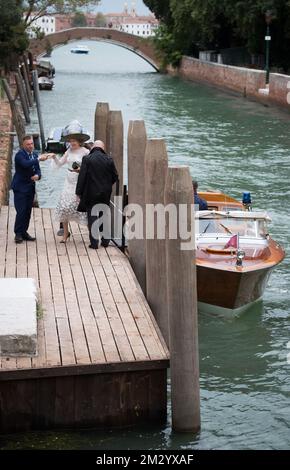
[23,1,100,27]
[0,0,29,71]
[154,24,182,68]
[95,12,106,27]
[31,26,46,39]
[145,0,290,71]
[72,11,87,27]
[36,302,45,319]
[144,0,172,23]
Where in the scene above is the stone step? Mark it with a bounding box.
[0,278,38,356]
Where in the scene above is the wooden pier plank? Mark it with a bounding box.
[0,206,168,378]
[1,207,17,370]
[70,223,121,363]
[0,207,10,370]
[29,209,47,369]
[33,208,61,367]
[97,248,150,361]
[15,208,33,371]
[81,246,135,363]
[123,259,169,357]
[5,206,17,278]
[51,217,106,364]
[107,247,169,360]
[0,206,9,278]
[42,208,76,366]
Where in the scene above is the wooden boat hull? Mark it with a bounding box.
[194,191,285,316]
[197,263,273,315]
[38,77,54,91]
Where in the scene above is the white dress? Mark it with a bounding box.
[53,147,89,225]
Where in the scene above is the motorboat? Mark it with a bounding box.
[38,76,54,90]
[46,120,91,153]
[46,127,66,153]
[195,191,285,317]
[36,59,55,78]
[70,45,90,54]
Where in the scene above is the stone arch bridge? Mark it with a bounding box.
[29,27,161,71]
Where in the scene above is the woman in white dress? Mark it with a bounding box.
[51,137,89,242]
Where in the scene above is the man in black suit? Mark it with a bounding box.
[76,140,118,249]
[11,135,48,244]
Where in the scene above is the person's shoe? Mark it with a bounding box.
[60,232,71,243]
[23,233,36,241]
[15,235,23,244]
[57,228,64,236]
[88,243,98,250]
[101,238,110,248]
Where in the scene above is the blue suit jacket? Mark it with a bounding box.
[11,149,41,193]
[194,193,208,211]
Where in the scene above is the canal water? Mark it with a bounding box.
[1,41,290,450]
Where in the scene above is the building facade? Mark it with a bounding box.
[26,15,56,38]
[27,3,158,38]
[106,3,158,37]
[107,16,158,37]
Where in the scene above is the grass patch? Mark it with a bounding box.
[36,302,45,319]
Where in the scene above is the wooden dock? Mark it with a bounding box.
[0,206,169,433]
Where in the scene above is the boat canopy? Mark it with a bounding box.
[196,210,271,222]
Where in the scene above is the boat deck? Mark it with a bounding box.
[0,206,169,379]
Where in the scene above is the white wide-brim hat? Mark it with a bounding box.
[62,132,90,143]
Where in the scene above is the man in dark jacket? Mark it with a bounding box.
[11,135,48,243]
[76,140,119,249]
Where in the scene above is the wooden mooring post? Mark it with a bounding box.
[165,166,200,433]
[106,110,124,197]
[21,56,33,107]
[94,102,109,146]
[32,70,46,151]
[145,139,169,346]
[15,72,30,124]
[17,69,30,115]
[127,120,147,294]
[1,78,25,145]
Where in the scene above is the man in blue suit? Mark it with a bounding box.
[192,180,208,211]
[11,135,48,244]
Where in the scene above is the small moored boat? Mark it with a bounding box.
[38,76,54,91]
[46,127,66,153]
[195,191,285,317]
[70,45,90,54]
[46,120,91,153]
[37,59,55,78]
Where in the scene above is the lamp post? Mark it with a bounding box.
[265,10,273,84]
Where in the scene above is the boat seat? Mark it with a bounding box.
[205,246,237,255]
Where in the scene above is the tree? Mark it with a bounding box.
[95,12,106,27]
[23,1,100,28]
[0,0,29,71]
[144,0,172,23]
[146,0,290,71]
[72,11,87,27]
[30,26,46,39]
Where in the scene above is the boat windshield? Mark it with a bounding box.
[198,218,268,238]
